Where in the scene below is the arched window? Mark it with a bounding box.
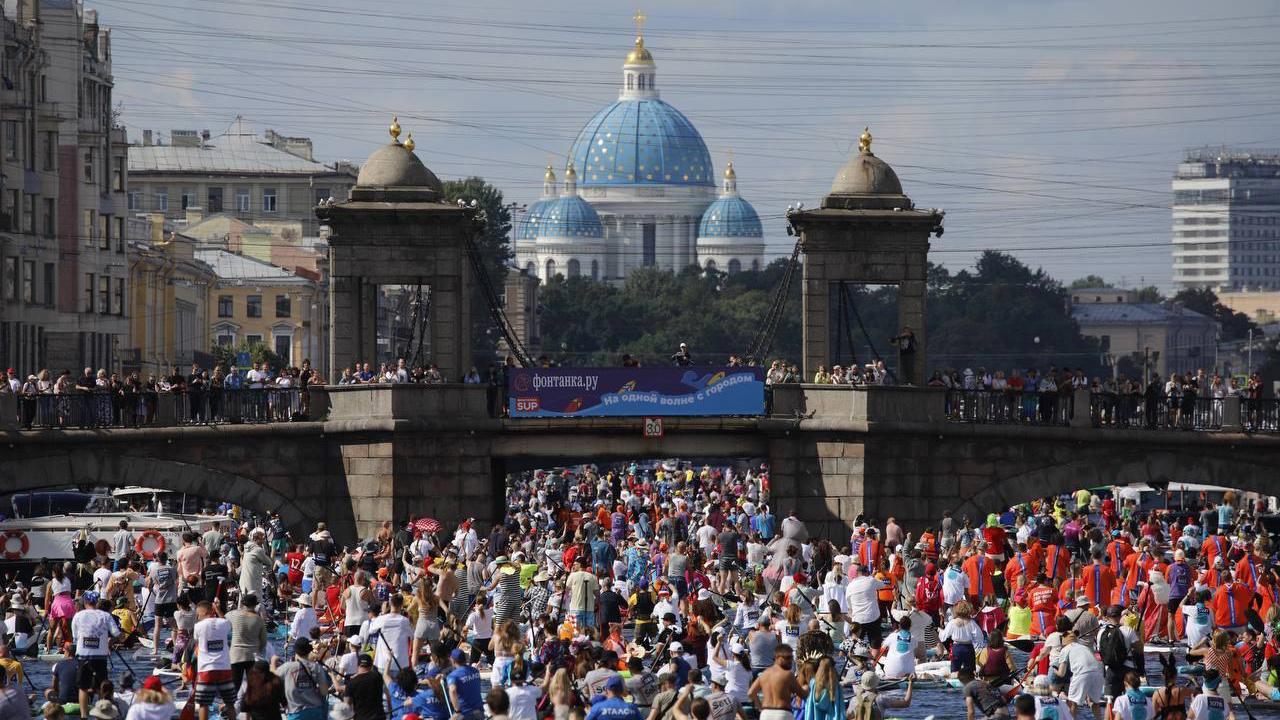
[626,74,634,90]
[728,259,742,274]
[591,260,600,281]
[567,258,581,278]
[524,261,535,275]
[751,259,760,271]
[545,259,556,280]
[705,259,717,272]
[649,74,655,89]
[638,74,646,90]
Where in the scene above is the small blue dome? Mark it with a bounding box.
[699,195,763,239]
[516,199,549,242]
[569,99,714,187]
[537,195,605,239]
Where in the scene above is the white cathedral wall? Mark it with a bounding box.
[696,238,765,274]
[533,236,606,282]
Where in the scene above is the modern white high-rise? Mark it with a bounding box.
[1172,147,1280,292]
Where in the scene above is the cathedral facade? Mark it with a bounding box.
[514,23,764,282]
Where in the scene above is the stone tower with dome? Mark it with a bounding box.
[515,14,764,281]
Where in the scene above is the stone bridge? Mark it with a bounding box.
[2,385,1278,544]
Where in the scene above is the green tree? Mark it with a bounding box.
[442,177,514,365]
[1172,287,1256,341]
[210,341,284,370]
[1133,285,1164,303]
[1069,275,1109,289]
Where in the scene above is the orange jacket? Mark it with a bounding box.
[1083,562,1116,608]
[962,553,996,599]
[1106,539,1133,576]
[1042,545,1069,584]
[1004,551,1041,589]
[857,540,883,573]
[1212,582,1254,628]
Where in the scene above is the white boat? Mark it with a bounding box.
[0,511,230,564]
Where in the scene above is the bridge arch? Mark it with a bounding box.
[0,453,323,535]
[951,446,1278,522]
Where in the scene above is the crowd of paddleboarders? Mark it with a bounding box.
[0,468,1276,720]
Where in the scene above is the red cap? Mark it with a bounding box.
[925,562,937,575]
[143,676,165,691]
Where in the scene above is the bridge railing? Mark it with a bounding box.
[1089,392,1223,431]
[2,388,305,429]
[1242,398,1280,432]
[943,389,1075,426]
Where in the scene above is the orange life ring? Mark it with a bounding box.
[2,530,29,560]
[135,530,166,559]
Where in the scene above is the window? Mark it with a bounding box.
[43,132,55,170]
[591,259,599,280]
[42,199,54,238]
[247,294,262,318]
[626,74,634,90]
[216,333,235,347]
[98,275,109,314]
[112,278,123,315]
[638,74,646,90]
[274,334,291,364]
[262,188,277,212]
[207,187,223,213]
[21,261,34,304]
[181,188,195,210]
[313,187,330,206]
[236,187,250,212]
[3,121,17,159]
[84,273,94,312]
[4,190,17,231]
[545,259,556,279]
[83,148,94,183]
[155,187,168,211]
[43,263,54,306]
[218,295,233,317]
[246,334,263,346]
[642,223,656,266]
[128,191,140,211]
[728,259,741,274]
[101,214,112,250]
[24,195,35,233]
[115,217,124,253]
[275,294,291,318]
[567,259,581,278]
[112,159,124,191]
[3,258,16,300]
[705,259,717,272]
[83,209,97,247]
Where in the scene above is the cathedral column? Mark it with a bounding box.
[684,216,697,268]
[658,214,676,270]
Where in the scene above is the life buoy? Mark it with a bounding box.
[135,530,166,559]
[1,530,29,560]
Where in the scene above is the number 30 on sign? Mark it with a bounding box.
[643,417,664,438]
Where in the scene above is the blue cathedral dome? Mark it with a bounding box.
[569,99,714,187]
[537,195,605,238]
[516,199,549,242]
[699,195,763,238]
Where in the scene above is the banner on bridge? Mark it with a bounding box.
[507,366,766,418]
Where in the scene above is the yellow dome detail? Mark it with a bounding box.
[544,163,556,182]
[389,116,401,142]
[724,161,736,180]
[625,10,654,65]
[403,133,415,152]
[859,126,873,154]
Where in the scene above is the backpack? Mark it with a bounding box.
[1099,624,1127,668]
[850,692,882,720]
[916,576,941,612]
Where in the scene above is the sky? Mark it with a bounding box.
[99,0,1280,292]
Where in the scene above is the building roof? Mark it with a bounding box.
[1071,302,1213,325]
[699,195,762,239]
[568,98,714,188]
[194,249,302,282]
[129,133,346,175]
[536,195,605,239]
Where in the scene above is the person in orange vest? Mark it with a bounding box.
[858,528,884,574]
[1042,541,1069,585]
[875,558,896,619]
[1235,546,1262,592]
[1004,542,1041,592]
[1200,557,1230,590]
[1058,561,1083,611]
[1202,530,1230,567]
[919,528,939,563]
[1213,570,1254,633]
[1027,573,1059,637]
[1082,550,1116,608]
[1118,539,1158,608]
[1105,530,1133,577]
[962,544,997,603]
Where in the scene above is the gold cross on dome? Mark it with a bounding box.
[633,10,647,36]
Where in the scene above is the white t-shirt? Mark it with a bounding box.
[942,568,969,604]
[880,629,918,678]
[1187,692,1229,720]
[369,613,412,673]
[71,608,119,657]
[247,370,266,389]
[1059,642,1102,677]
[194,617,232,672]
[844,576,886,625]
[506,685,542,720]
[1033,695,1064,719]
[465,610,493,640]
[1110,690,1153,720]
[1181,604,1214,648]
[93,567,113,593]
